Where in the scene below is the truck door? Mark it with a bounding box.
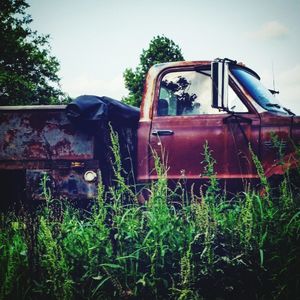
[149,67,260,185]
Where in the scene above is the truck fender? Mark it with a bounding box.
[264,151,299,178]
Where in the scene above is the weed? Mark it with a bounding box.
[0,217,28,300]
[0,140,299,300]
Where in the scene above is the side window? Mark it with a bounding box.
[157,70,225,116]
[157,70,249,116]
[228,85,249,113]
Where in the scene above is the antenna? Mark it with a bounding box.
[272,61,276,91]
[269,61,279,95]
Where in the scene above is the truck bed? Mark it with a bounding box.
[0,106,98,206]
[0,102,137,207]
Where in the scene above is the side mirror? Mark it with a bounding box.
[211,60,229,110]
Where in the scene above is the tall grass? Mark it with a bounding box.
[0,132,299,299]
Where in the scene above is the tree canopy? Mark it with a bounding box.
[123,35,184,107]
[0,0,68,105]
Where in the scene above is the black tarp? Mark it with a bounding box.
[66,95,140,130]
[66,95,139,187]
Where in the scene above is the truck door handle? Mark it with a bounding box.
[152,129,174,136]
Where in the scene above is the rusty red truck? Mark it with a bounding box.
[0,58,299,207]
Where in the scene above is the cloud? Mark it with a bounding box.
[279,64,300,85]
[277,64,300,114]
[61,74,128,100]
[248,21,289,41]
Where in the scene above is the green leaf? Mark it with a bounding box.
[259,249,264,267]
[100,263,124,270]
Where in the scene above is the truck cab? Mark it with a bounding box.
[137,59,299,187]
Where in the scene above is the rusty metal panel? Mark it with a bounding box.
[260,112,294,175]
[0,108,95,161]
[26,169,98,200]
[292,116,300,142]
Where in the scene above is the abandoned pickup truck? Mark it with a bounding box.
[0,58,299,206]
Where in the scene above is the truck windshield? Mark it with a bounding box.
[231,66,289,115]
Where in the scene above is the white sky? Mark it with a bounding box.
[28,0,300,114]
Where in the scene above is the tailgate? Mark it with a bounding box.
[0,106,95,161]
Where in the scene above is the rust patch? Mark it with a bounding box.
[52,140,72,156]
[26,168,99,200]
[0,110,94,161]
[3,129,17,151]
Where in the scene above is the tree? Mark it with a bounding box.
[0,0,68,105]
[123,35,184,107]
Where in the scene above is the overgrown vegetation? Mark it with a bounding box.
[0,133,299,299]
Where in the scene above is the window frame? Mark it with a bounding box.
[153,65,254,118]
